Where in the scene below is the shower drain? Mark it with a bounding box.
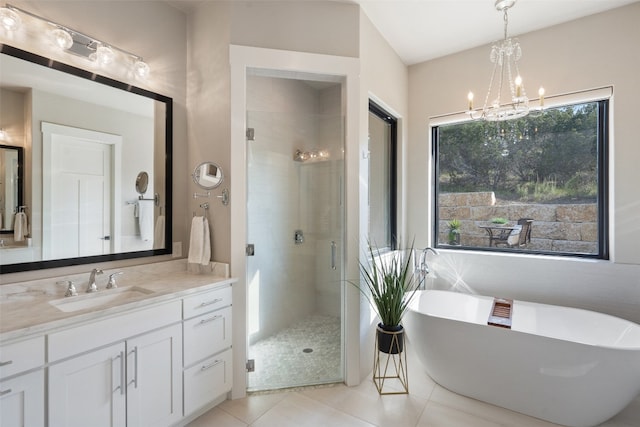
[302,348,313,353]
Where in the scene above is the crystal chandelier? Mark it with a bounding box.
[467,0,544,121]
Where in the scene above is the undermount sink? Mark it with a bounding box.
[49,286,154,313]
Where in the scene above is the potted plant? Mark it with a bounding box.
[447,219,461,245]
[352,241,424,354]
[491,217,508,225]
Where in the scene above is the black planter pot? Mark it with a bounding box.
[376,323,404,354]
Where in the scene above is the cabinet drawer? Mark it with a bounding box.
[183,286,231,319]
[48,300,181,362]
[183,306,231,366]
[183,349,232,417]
[0,336,44,379]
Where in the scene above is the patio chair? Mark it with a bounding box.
[494,218,533,248]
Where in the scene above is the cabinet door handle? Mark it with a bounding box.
[113,352,125,395]
[128,347,138,388]
[199,314,222,325]
[200,298,223,307]
[200,359,222,371]
[0,360,13,367]
[0,388,12,396]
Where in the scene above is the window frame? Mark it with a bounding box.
[431,93,610,260]
[369,100,398,250]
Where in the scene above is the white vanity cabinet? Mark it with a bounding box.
[126,323,182,427]
[48,300,183,427]
[48,342,126,427]
[182,285,233,417]
[0,336,45,427]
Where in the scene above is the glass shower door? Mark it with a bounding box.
[246,104,344,391]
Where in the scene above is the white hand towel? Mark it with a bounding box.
[201,217,211,266]
[188,216,204,264]
[153,215,165,249]
[136,200,154,242]
[188,216,211,266]
[13,212,28,241]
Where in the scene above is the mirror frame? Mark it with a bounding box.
[192,161,224,190]
[0,44,173,274]
[0,144,24,234]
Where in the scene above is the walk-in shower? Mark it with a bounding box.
[245,72,344,391]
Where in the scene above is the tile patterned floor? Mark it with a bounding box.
[189,344,640,427]
[248,315,342,391]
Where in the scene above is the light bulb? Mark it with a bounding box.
[95,45,114,65]
[133,60,150,79]
[538,87,545,107]
[515,75,522,98]
[0,7,21,31]
[51,28,73,50]
[467,91,474,110]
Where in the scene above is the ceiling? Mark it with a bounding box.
[350,0,638,65]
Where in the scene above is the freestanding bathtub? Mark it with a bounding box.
[405,290,640,427]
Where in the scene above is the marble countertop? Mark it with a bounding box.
[0,259,237,344]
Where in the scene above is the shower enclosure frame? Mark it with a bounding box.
[229,45,361,399]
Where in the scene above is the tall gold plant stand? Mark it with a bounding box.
[373,326,409,395]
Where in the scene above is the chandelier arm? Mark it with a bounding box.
[497,53,506,106]
[482,58,500,114]
[506,59,515,102]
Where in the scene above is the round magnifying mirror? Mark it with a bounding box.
[136,171,149,196]
[192,162,224,190]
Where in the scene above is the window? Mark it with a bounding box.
[368,101,397,250]
[433,98,608,258]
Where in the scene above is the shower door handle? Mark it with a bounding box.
[330,241,337,270]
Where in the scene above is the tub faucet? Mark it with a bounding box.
[87,268,103,293]
[415,247,439,289]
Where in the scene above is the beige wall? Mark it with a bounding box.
[358,9,409,381]
[407,2,640,322]
[230,0,359,58]
[186,1,232,263]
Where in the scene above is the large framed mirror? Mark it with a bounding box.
[0,44,172,274]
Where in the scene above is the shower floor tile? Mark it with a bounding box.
[248,315,342,391]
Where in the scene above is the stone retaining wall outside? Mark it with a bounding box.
[438,192,597,253]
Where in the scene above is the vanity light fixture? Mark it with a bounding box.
[0,5,19,31]
[0,4,150,79]
[467,0,543,121]
[293,149,330,163]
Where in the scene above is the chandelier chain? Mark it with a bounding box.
[503,9,509,40]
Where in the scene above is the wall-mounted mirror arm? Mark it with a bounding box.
[217,188,229,206]
[138,192,159,206]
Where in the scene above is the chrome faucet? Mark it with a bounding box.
[106,272,123,289]
[87,268,103,293]
[415,247,439,289]
[58,280,77,297]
